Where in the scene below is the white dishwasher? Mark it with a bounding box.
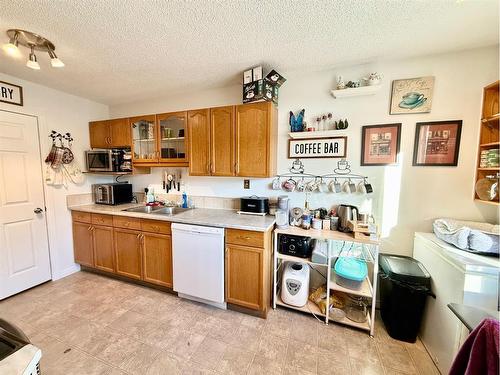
[171,223,226,308]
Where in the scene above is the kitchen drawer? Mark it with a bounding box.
[141,219,171,235]
[113,215,141,230]
[72,211,91,223]
[226,229,264,248]
[91,213,113,226]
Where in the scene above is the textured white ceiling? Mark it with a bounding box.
[0,0,498,105]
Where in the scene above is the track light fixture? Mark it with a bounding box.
[2,29,64,70]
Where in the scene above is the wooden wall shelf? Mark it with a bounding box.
[474,80,499,206]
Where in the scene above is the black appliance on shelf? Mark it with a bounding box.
[278,234,314,258]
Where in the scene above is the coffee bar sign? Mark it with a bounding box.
[288,136,347,159]
[0,81,23,106]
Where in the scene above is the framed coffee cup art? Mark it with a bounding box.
[413,120,462,166]
[390,76,434,114]
[361,123,401,166]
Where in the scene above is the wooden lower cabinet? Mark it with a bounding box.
[142,233,173,287]
[225,244,264,311]
[93,225,115,273]
[114,228,143,280]
[72,221,94,267]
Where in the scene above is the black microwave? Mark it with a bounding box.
[92,183,133,205]
[85,149,131,172]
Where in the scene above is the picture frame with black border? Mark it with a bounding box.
[361,123,401,166]
[412,120,462,166]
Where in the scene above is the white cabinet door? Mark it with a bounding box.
[0,111,51,299]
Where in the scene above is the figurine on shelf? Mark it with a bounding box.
[289,109,305,132]
[346,80,360,88]
[336,75,346,90]
[363,72,382,86]
[335,119,349,130]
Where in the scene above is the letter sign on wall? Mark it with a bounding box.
[288,137,347,159]
[0,81,23,106]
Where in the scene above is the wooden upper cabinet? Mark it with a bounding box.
[130,114,158,164]
[142,233,173,287]
[114,228,143,280]
[89,118,131,148]
[93,225,115,273]
[89,121,110,149]
[157,111,188,166]
[109,118,131,147]
[211,106,235,176]
[72,221,94,267]
[188,109,211,175]
[235,102,277,177]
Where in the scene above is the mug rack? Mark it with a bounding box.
[276,159,368,180]
[273,159,372,194]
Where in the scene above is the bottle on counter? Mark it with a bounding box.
[181,191,188,208]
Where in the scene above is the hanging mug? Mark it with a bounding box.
[357,179,373,194]
[318,178,329,193]
[271,177,281,190]
[306,177,320,192]
[343,179,356,193]
[282,178,296,192]
[296,178,306,192]
[329,178,342,193]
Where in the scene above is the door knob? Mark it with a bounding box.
[34,208,44,214]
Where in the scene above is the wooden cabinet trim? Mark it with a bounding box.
[72,211,91,223]
[113,215,142,230]
[91,213,113,226]
[226,228,265,248]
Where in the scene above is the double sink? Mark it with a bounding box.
[122,206,192,216]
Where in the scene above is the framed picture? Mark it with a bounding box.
[390,76,434,114]
[413,120,462,166]
[288,137,347,159]
[361,123,401,166]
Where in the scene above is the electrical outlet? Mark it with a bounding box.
[244,179,250,189]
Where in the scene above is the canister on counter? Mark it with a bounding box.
[312,218,322,230]
[322,217,331,230]
[302,214,312,229]
[330,216,339,231]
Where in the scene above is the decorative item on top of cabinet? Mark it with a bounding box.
[474,80,499,205]
[235,102,277,177]
[89,118,130,148]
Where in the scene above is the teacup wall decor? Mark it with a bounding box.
[390,76,435,114]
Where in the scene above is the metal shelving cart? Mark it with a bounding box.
[273,227,380,336]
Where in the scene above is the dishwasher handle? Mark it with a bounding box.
[172,228,222,236]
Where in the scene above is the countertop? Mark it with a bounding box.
[415,232,500,273]
[69,203,276,232]
[448,303,497,332]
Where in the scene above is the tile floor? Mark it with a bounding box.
[0,271,439,375]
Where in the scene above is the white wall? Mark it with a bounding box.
[0,72,109,280]
[111,46,499,255]
[110,46,498,254]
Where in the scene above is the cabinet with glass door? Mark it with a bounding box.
[157,111,188,166]
[130,114,158,164]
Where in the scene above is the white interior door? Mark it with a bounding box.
[0,110,51,300]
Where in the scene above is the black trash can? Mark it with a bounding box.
[378,254,434,343]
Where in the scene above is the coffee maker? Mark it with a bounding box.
[337,205,359,232]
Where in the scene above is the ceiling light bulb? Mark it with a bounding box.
[47,47,64,68]
[26,46,40,70]
[2,34,20,57]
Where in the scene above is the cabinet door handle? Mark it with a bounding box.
[88,226,92,231]
[137,233,141,239]
[210,162,214,174]
[235,162,239,174]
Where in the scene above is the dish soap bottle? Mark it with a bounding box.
[181,191,188,208]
